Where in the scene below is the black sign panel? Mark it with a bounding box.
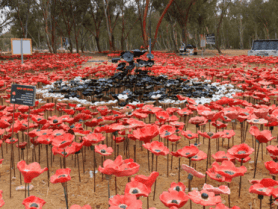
[252,40,278,50]
[206,34,215,45]
[10,84,36,106]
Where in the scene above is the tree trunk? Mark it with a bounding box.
[95,36,101,52]
[167,13,178,53]
[103,0,113,51]
[142,0,149,47]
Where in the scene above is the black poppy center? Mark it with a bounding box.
[37,118,41,121]
[119,205,127,209]
[53,119,58,123]
[207,132,213,137]
[175,186,181,192]
[222,156,227,158]
[165,131,171,136]
[185,152,190,155]
[226,132,229,135]
[30,203,39,207]
[58,174,66,178]
[188,134,192,137]
[131,189,139,194]
[183,112,187,114]
[160,116,163,119]
[36,129,41,132]
[56,133,62,136]
[224,171,235,175]
[201,193,209,199]
[171,200,178,204]
[61,141,67,144]
[43,133,47,135]
[155,149,161,153]
[101,149,106,153]
[216,174,222,178]
[238,151,246,154]
[254,120,259,122]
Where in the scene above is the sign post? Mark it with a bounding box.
[200,34,206,57]
[206,34,215,45]
[10,84,36,198]
[21,39,23,64]
[11,38,33,64]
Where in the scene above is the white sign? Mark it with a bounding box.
[11,38,32,55]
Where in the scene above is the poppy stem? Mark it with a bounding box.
[134,144,136,162]
[147,196,149,209]
[152,153,154,171]
[260,198,262,209]
[115,176,117,195]
[239,160,243,197]
[167,139,169,177]
[228,183,230,207]
[28,183,30,197]
[171,143,173,170]
[147,150,150,171]
[63,184,69,209]
[153,155,158,201]
[46,145,49,187]
[254,142,261,178]
[178,158,181,182]
[77,153,81,182]
[93,148,96,192]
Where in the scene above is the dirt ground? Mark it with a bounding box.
[0,51,271,209]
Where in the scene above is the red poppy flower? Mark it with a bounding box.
[16,142,28,149]
[206,166,226,182]
[125,180,151,197]
[82,133,105,146]
[191,150,207,161]
[143,141,169,156]
[36,135,54,145]
[212,151,235,162]
[159,125,176,138]
[176,108,193,117]
[181,164,205,178]
[0,190,4,207]
[95,144,113,156]
[265,161,278,175]
[70,205,91,209]
[227,143,254,159]
[159,190,189,208]
[168,182,186,193]
[219,130,235,139]
[50,168,71,184]
[113,136,125,143]
[168,135,181,142]
[5,138,18,144]
[171,144,199,158]
[266,145,278,159]
[198,131,221,139]
[212,160,247,183]
[181,130,198,140]
[202,184,230,195]
[51,133,74,148]
[131,171,159,191]
[31,115,47,125]
[114,158,140,177]
[211,121,227,129]
[52,129,66,137]
[132,124,159,144]
[188,190,222,206]
[22,196,46,209]
[17,160,48,183]
[249,183,273,196]
[109,194,142,209]
[0,120,11,129]
[249,126,275,143]
[84,119,99,127]
[188,116,207,126]
[209,203,240,209]
[155,111,169,122]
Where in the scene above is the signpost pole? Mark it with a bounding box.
[21,38,23,64]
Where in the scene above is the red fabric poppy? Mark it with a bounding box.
[168,182,186,193]
[31,115,47,125]
[191,150,207,161]
[202,184,230,195]
[82,133,105,146]
[227,143,254,159]
[211,121,227,129]
[114,158,140,177]
[22,196,46,209]
[5,138,18,144]
[0,120,11,129]
[50,168,71,184]
[132,124,159,144]
[209,203,240,209]
[265,161,278,175]
[171,144,199,158]
[143,141,169,156]
[109,194,142,209]
[131,171,159,191]
[266,145,278,157]
[51,133,74,148]
[181,130,198,140]
[84,119,99,127]
[70,205,91,209]
[249,183,273,196]
[212,151,235,162]
[0,190,4,207]
[176,108,193,117]
[198,131,221,139]
[181,164,205,178]
[219,130,235,139]
[188,116,207,126]
[206,166,226,182]
[124,180,151,197]
[212,160,247,183]
[16,142,28,149]
[159,190,189,208]
[113,136,125,143]
[95,144,113,156]
[159,125,176,138]
[188,190,222,206]
[249,126,275,143]
[168,135,181,142]
[36,135,54,145]
[17,160,48,183]
[155,111,169,122]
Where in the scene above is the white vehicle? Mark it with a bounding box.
[248,40,278,56]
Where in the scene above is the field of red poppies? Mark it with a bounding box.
[1,52,278,209]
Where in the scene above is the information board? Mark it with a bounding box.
[206,34,215,45]
[10,84,36,106]
[11,38,32,55]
